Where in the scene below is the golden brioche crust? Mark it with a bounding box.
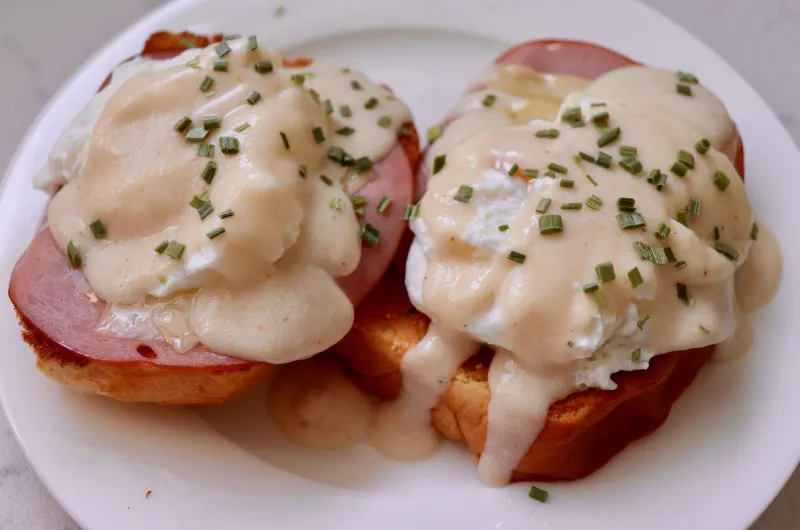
[333,272,712,481]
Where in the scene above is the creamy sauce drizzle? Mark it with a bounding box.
[399,64,782,484]
[43,37,411,363]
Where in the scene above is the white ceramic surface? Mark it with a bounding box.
[1,0,799,528]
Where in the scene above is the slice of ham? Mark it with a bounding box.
[9,32,417,369]
[416,40,744,196]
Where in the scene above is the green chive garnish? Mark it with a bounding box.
[312,126,326,144]
[164,241,186,260]
[340,105,352,118]
[714,226,720,241]
[695,138,711,154]
[548,162,568,174]
[184,127,209,143]
[561,202,583,210]
[246,91,261,105]
[234,122,250,133]
[330,197,345,212]
[427,125,444,144]
[678,149,695,169]
[324,99,333,115]
[351,196,367,208]
[219,136,240,155]
[689,198,703,216]
[454,185,473,204]
[655,172,668,191]
[360,223,380,247]
[751,222,759,240]
[528,486,548,503]
[223,33,241,41]
[154,240,169,254]
[559,179,575,188]
[628,267,643,288]
[617,213,646,229]
[585,174,598,186]
[280,132,290,150]
[66,241,82,268]
[561,106,582,122]
[291,74,305,86]
[699,325,711,334]
[174,116,192,133]
[308,88,321,104]
[482,94,497,108]
[633,241,676,265]
[596,262,616,283]
[498,224,509,232]
[506,163,519,176]
[354,157,373,174]
[675,260,687,270]
[197,143,215,158]
[670,161,687,177]
[298,164,308,178]
[676,84,693,96]
[619,158,642,175]
[197,201,214,220]
[328,146,348,165]
[377,196,392,213]
[89,220,106,239]
[539,214,563,234]
[432,154,447,175]
[201,161,217,183]
[713,170,730,191]
[203,115,221,130]
[364,97,379,110]
[319,174,333,186]
[523,169,539,179]
[337,127,355,136]
[597,127,620,148]
[219,209,234,219]
[637,314,650,330]
[536,198,551,213]
[590,102,608,108]
[254,61,274,74]
[199,76,214,92]
[676,71,699,84]
[206,227,225,240]
[617,197,636,212]
[247,35,258,50]
[713,243,739,261]
[507,251,526,264]
[595,151,613,168]
[647,169,660,184]
[655,222,671,240]
[631,348,642,361]
[403,203,420,220]
[579,152,596,164]
[583,282,599,293]
[676,282,691,305]
[189,195,206,209]
[377,116,392,128]
[535,129,559,139]
[619,145,638,157]
[591,111,609,125]
[351,80,363,91]
[586,195,603,210]
[215,41,231,58]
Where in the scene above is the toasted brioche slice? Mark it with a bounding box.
[332,272,713,481]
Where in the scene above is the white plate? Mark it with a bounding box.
[1,0,798,528]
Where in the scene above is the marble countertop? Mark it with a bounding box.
[1,0,798,528]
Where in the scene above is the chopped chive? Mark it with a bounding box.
[714,226,720,241]
[180,38,198,48]
[222,33,241,41]
[619,145,638,157]
[548,162,568,174]
[507,251,526,264]
[234,122,250,133]
[377,196,392,213]
[538,214,563,234]
[655,222,671,240]
[246,90,261,105]
[324,99,334,114]
[206,227,226,240]
[529,486,549,503]
[482,94,497,108]
[535,129,560,139]
[617,213,646,229]
[354,157,373,174]
[280,132,290,150]
[695,138,711,154]
[617,197,636,212]
[590,102,608,107]
[185,57,201,69]
[197,201,214,220]
[454,185,473,204]
[403,203,421,220]
[154,240,169,254]
[219,136,240,155]
[498,224,510,232]
[597,126,620,148]
[713,170,730,191]
[676,84,693,96]
[184,127,209,143]
[298,164,307,178]
[199,76,214,92]
[197,143,215,158]
[203,115,221,130]
[337,127,355,136]
[67,241,83,269]
[219,209,234,219]
[330,197,346,212]
[201,161,218,183]
[670,161,688,177]
[501,163,517,177]
[677,209,689,227]
[628,267,644,288]
[596,262,616,283]
[545,171,558,179]
[291,73,305,86]
[328,146,349,165]
[655,172,668,191]
[586,195,603,210]
[579,152,596,164]
[677,149,695,169]
[432,154,447,175]
[254,61,274,74]
[189,195,206,209]
[377,116,392,128]
[164,241,186,260]
[523,168,539,179]
[319,174,333,186]
[582,282,599,294]
[713,243,739,261]
[591,111,610,125]
[157,275,167,284]
[676,282,692,305]
[174,116,192,133]
[364,97,379,109]
[751,222,759,240]
[619,158,643,175]
[340,105,352,118]
[689,198,703,216]
[427,125,444,144]
[351,196,367,207]
[351,80,363,91]
[637,314,650,330]
[561,106,582,122]
[699,325,711,334]
[585,174,598,186]
[561,202,583,210]
[633,241,676,265]
[631,348,642,362]
[341,67,351,74]
[312,126,326,144]
[675,260,687,270]
[676,71,699,84]
[360,223,380,247]
[308,88,321,104]
[89,220,106,239]
[647,169,660,184]
[595,151,613,168]
[559,179,575,188]
[536,197,552,213]
[215,41,231,58]
[247,35,258,50]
